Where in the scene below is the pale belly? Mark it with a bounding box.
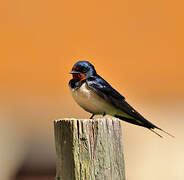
[70,82,117,115]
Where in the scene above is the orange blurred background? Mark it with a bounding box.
[0,0,184,179]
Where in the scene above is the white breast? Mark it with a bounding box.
[70,82,117,115]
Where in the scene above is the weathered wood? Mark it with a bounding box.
[54,118,125,180]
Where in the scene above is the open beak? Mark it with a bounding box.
[70,70,79,74]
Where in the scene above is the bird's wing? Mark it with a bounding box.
[86,75,157,129]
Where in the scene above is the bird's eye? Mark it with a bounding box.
[81,67,88,73]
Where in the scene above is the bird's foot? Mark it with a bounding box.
[102,112,106,117]
[89,114,95,119]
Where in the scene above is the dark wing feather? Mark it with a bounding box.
[86,75,157,129]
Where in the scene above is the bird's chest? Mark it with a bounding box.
[70,82,114,114]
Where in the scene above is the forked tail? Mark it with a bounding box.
[154,127,175,138]
[114,114,174,138]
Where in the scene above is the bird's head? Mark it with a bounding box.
[70,61,96,81]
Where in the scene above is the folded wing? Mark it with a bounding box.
[87,75,158,129]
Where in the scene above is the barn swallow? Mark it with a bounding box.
[69,61,174,138]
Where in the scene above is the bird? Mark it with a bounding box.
[69,61,174,138]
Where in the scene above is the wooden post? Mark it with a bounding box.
[54,118,125,180]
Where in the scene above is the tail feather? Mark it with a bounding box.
[114,114,174,138]
[149,129,163,138]
[156,127,175,138]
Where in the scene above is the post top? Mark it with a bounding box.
[54,117,120,123]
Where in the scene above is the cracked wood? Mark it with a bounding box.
[54,118,125,180]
